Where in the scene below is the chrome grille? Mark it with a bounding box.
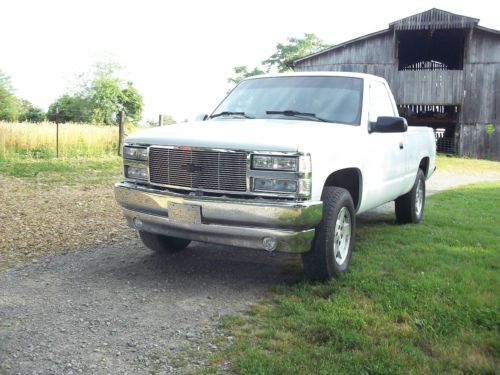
[149,147,247,192]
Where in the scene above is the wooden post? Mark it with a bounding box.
[118,110,125,156]
[56,106,59,158]
[158,114,163,127]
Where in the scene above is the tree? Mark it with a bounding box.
[0,70,19,121]
[227,65,266,85]
[46,62,144,125]
[228,34,329,84]
[83,62,144,125]
[47,95,92,123]
[0,85,19,121]
[262,33,329,72]
[18,100,45,122]
[120,83,144,124]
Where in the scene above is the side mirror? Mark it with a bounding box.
[369,116,408,133]
[194,113,209,121]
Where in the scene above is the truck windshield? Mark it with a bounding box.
[211,76,363,125]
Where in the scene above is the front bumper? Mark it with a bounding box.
[114,181,323,253]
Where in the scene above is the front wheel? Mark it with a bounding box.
[302,187,356,281]
[395,169,426,224]
[139,231,191,254]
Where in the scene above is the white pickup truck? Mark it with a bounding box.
[115,72,436,281]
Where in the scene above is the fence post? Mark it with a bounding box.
[56,106,59,158]
[158,114,163,127]
[118,110,125,156]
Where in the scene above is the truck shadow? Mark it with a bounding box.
[100,240,304,288]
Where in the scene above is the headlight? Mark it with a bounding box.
[123,146,148,161]
[252,155,297,171]
[254,178,297,193]
[125,166,148,180]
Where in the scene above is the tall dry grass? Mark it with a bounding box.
[0,121,121,159]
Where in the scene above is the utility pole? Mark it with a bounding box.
[158,114,163,127]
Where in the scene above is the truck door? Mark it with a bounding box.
[365,81,407,206]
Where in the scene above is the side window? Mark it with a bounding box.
[368,82,395,123]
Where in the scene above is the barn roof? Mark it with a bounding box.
[390,8,478,30]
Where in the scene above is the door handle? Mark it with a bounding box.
[399,142,404,150]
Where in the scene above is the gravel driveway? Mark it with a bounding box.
[1,171,498,374]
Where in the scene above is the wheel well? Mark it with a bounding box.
[323,168,362,210]
[419,157,429,177]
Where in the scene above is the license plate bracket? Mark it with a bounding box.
[167,202,201,224]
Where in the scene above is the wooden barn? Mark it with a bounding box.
[292,8,500,160]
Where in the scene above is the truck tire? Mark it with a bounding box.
[139,231,191,253]
[302,187,356,281]
[395,169,426,224]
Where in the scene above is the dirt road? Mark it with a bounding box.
[1,171,498,374]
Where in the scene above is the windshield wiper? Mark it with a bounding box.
[210,111,254,119]
[266,110,330,123]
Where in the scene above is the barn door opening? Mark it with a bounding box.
[397,29,465,71]
[398,104,459,154]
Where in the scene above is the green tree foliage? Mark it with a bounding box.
[46,62,144,125]
[0,86,19,121]
[262,33,329,72]
[120,83,144,124]
[84,62,144,125]
[227,65,266,85]
[47,95,93,123]
[0,70,20,121]
[18,100,46,122]
[228,34,329,85]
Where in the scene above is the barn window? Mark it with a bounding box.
[397,29,465,71]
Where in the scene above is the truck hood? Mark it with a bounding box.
[126,118,357,153]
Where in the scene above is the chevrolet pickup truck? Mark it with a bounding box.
[114,72,436,281]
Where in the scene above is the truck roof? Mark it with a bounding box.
[244,71,386,82]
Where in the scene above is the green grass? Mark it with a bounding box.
[0,156,123,185]
[436,154,500,175]
[216,182,500,374]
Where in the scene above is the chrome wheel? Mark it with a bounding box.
[415,179,424,218]
[333,207,351,266]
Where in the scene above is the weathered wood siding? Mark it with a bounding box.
[459,28,500,160]
[467,28,500,63]
[394,71,464,104]
[294,31,395,80]
[462,29,500,124]
[458,124,500,160]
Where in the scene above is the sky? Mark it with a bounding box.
[1,0,499,123]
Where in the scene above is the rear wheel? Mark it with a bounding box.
[139,231,191,253]
[302,187,356,281]
[395,169,426,224]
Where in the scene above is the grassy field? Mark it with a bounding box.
[436,154,500,175]
[0,121,120,160]
[210,182,500,374]
[0,156,122,185]
[0,121,128,185]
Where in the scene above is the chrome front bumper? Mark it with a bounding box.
[114,181,323,253]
